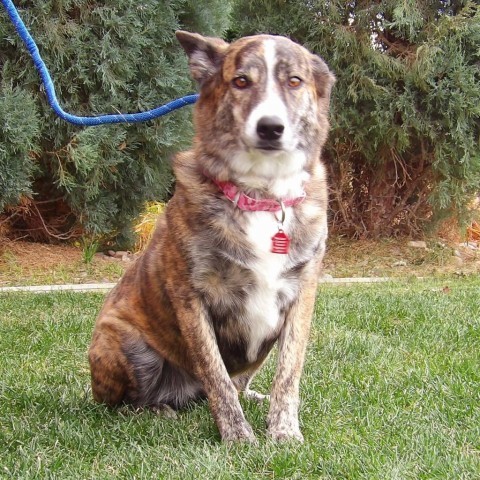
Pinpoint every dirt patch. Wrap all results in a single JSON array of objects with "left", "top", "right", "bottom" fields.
[
  {"left": 324, "top": 237, "right": 480, "bottom": 278},
  {"left": 1, "top": 240, "right": 81, "bottom": 270},
  {"left": 0, "top": 238, "right": 125, "bottom": 286},
  {"left": 1, "top": 236, "right": 479, "bottom": 287}
]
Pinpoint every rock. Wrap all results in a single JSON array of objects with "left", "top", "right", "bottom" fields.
[
  {"left": 458, "top": 242, "right": 478, "bottom": 250},
  {"left": 408, "top": 240, "right": 427, "bottom": 249},
  {"left": 114, "top": 250, "right": 130, "bottom": 259},
  {"left": 453, "top": 256, "right": 464, "bottom": 267},
  {"left": 322, "top": 273, "right": 333, "bottom": 280},
  {"left": 393, "top": 260, "right": 407, "bottom": 267},
  {"left": 107, "top": 250, "right": 116, "bottom": 257}
]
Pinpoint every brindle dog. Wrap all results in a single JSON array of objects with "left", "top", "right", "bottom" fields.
[{"left": 89, "top": 31, "right": 335, "bottom": 443}]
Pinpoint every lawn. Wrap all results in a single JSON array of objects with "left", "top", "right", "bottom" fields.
[{"left": 0, "top": 280, "right": 479, "bottom": 479}]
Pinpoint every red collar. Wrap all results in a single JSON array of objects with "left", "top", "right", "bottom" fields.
[{"left": 208, "top": 176, "right": 306, "bottom": 212}]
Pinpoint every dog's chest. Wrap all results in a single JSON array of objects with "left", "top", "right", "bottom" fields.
[{"left": 242, "top": 210, "right": 296, "bottom": 361}]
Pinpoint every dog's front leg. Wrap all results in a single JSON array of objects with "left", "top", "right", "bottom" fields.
[
  {"left": 266, "top": 271, "right": 319, "bottom": 442},
  {"left": 176, "top": 297, "right": 256, "bottom": 443}
]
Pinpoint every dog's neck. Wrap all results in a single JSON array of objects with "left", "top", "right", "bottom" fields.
[
  {"left": 204, "top": 172, "right": 306, "bottom": 212},
  {"left": 199, "top": 149, "right": 312, "bottom": 200}
]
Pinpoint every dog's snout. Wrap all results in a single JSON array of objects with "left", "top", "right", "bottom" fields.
[{"left": 256, "top": 116, "right": 285, "bottom": 141}]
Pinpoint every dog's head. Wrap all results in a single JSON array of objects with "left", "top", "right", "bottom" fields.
[{"left": 176, "top": 31, "right": 335, "bottom": 182}]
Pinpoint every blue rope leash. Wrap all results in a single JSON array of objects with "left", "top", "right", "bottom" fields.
[{"left": 1, "top": 0, "right": 199, "bottom": 126}]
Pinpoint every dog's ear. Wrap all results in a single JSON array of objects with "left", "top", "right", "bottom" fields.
[
  {"left": 176, "top": 30, "right": 229, "bottom": 85},
  {"left": 310, "top": 54, "right": 336, "bottom": 102}
]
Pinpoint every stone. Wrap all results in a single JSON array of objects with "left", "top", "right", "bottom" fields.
[
  {"left": 408, "top": 240, "right": 427, "bottom": 249},
  {"left": 453, "top": 256, "right": 464, "bottom": 267},
  {"left": 458, "top": 242, "right": 478, "bottom": 250}
]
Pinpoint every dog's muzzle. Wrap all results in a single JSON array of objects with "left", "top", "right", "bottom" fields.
[{"left": 256, "top": 116, "right": 285, "bottom": 150}]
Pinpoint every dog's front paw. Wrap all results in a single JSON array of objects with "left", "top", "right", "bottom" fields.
[
  {"left": 267, "top": 411, "right": 304, "bottom": 442},
  {"left": 220, "top": 421, "right": 256, "bottom": 443},
  {"left": 267, "top": 423, "right": 304, "bottom": 442}
]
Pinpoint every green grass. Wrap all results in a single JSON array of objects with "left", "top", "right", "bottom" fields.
[{"left": 0, "top": 280, "right": 479, "bottom": 479}]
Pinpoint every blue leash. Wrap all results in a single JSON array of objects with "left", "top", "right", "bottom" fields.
[{"left": 1, "top": 0, "right": 199, "bottom": 126}]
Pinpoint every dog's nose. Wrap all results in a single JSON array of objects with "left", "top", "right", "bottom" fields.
[{"left": 256, "top": 116, "right": 285, "bottom": 141}]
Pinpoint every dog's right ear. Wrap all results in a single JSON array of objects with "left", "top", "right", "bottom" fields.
[
  {"left": 311, "top": 54, "right": 336, "bottom": 103},
  {"left": 176, "top": 31, "right": 229, "bottom": 85}
]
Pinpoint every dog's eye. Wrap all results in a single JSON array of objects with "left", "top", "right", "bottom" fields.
[
  {"left": 288, "top": 76, "right": 302, "bottom": 88},
  {"left": 233, "top": 76, "right": 250, "bottom": 89}
]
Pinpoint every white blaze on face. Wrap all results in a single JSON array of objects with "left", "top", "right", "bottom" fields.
[
  {"left": 229, "top": 39, "right": 306, "bottom": 198},
  {"left": 232, "top": 39, "right": 307, "bottom": 188},
  {"left": 244, "top": 40, "right": 294, "bottom": 151}
]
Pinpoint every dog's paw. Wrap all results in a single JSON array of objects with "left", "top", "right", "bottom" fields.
[
  {"left": 266, "top": 411, "right": 303, "bottom": 442},
  {"left": 267, "top": 423, "right": 304, "bottom": 442},
  {"left": 243, "top": 388, "right": 270, "bottom": 403},
  {"left": 151, "top": 403, "right": 178, "bottom": 419},
  {"left": 220, "top": 421, "right": 257, "bottom": 444}
]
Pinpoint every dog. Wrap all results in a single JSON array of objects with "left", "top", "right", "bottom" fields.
[{"left": 88, "top": 30, "right": 335, "bottom": 443}]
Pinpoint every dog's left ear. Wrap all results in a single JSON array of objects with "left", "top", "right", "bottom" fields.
[
  {"left": 311, "top": 54, "right": 336, "bottom": 102},
  {"left": 176, "top": 30, "right": 229, "bottom": 85}
]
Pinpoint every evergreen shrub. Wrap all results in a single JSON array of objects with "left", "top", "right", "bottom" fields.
[
  {"left": 232, "top": 0, "right": 480, "bottom": 237},
  {"left": 0, "top": 0, "right": 230, "bottom": 244}
]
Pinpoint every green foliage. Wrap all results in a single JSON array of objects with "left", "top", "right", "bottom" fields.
[
  {"left": 180, "top": 0, "right": 233, "bottom": 37},
  {"left": 0, "top": 0, "right": 231, "bottom": 244},
  {"left": 0, "top": 85, "right": 40, "bottom": 211},
  {"left": 81, "top": 237, "right": 98, "bottom": 264},
  {"left": 231, "top": 0, "right": 480, "bottom": 237}
]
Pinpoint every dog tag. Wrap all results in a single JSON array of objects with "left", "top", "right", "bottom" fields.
[{"left": 271, "top": 230, "right": 290, "bottom": 254}]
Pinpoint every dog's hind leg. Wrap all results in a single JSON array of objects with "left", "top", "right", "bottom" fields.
[
  {"left": 244, "top": 388, "right": 270, "bottom": 403},
  {"left": 233, "top": 369, "right": 270, "bottom": 403},
  {"left": 122, "top": 338, "right": 203, "bottom": 410},
  {"left": 88, "top": 318, "right": 136, "bottom": 407}
]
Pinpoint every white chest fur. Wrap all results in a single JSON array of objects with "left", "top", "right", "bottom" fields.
[{"left": 244, "top": 209, "right": 296, "bottom": 361}]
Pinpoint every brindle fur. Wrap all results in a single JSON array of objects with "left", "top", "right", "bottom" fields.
[{"left": 89, "top": 31, "right": 335, "bottom": 443}]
